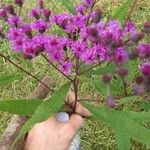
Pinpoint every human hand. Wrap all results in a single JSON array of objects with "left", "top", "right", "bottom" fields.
[{"left": 24, "top": 91, "right": 91, "bottom": 150}]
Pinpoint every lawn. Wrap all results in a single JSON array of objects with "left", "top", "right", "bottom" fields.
[{"left": 0, "top": 0, "right": 149, "bottom": 149}]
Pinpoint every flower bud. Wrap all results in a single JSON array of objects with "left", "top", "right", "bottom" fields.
[
  {"left": 129, "top": 48, "right": 139, "bottom": 60},
  {"left": 91, "top": 9, "right": 102, "bottom": 24},
  {"left": 15, "top": 0, "right": 23, "bottom": 7},
  {"left": 31, "top": 9, "right": 40, "bottom": 20},
  {"left": 43, "top": 8, "right": 51, "bottom": 21},
  {"left": 135, "top": 75, "right": 144, "bottom": 84},
  {"left": 39, "top": 0, "right": 44, "bottom": 9},
  {"left": 102, "top": 74, "right": 112, "bottom": 84},
  {"left": 23, "top": 24, "right": 32, "bottom": 38},
  {"left": 106, "top": 96, "right": 116, "bottom": 108},
  {"left": 132, "top": 83, "right": 144, "bottom": 96},
  {"left": 144, "top": 22, "right": 150, "bottom": 33},
  {"left": 130, "top": 32, "right": 144, "bottom": 42},
  {"left": 87, "top": 26, "right": 98, "bottom": 36},
  {"left": 111, "top": 39, "right": 123, "bottom": 48},
  {"left": 6, "top": 5, "right": 16, "bottom": 15},
  {"left": 118, "top": 68, "right": 128, "bottom": 77},
  {"left": 140, "top": 63, "right": 150, "bottom": 77},
  {"left": 138, "top": 43, "right": 150, "bottom": 59},
  {"left": 0, "top": 8, "right": 7, "bottom": 20}
]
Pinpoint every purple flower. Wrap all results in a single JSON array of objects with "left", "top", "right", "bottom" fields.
[
  {"left": 29, "top": 8, "right": 41, "bottom": 19},
  {"left": 91, "top": 10, "right": 102, "bottom": 23},
  {"left": 43, "top": 8, "right": 51, "bottom": 21},
  {"left": 45, "top": 36, "right": 66, "bottom": 52},
  {"left": 96, "top": 44, "right": 111, "bottom": 61},
  {"left": 84, "top": 0, "right": 94, "bottom": 7},
  {"left": 7, "top": 16, "right": 22, "bottom": 27},
  {"left": 11, "top": 38, "right": 24, "bottom": 51},
  {"left": 80, "top": 47, "right": 96, "bottom": 64},
  {"left": 7, "top": 28, "right": 23, "bottom": 40},
  {"left": 0, "top": 8, "right": 7, "bottom": 20},
  {"left": 32, "top": 34, "right": 47, "bottom": 52},
  {"left": 71, "top": 15, "right": 87, "bottom": 28},
  {"left": 59, "top": 60, "right": 72, "bottom": 75},
  {"left": 106, "top": 96, "right": 116, "bottom": 108},
  {"left": 76, "top": 4, "right": 86, "bottom": 15},
  {"left": 23, "top": 41, "right": 38, "bottom": 59},
  {"left": 22, "top": 24, "right": 32, "bottom": 38},
  {"left": 101, "top": 20, "right": 122, "bottom": 42},
  {"left": 123, "top": 21, "right": 137, "bottom": 36},
  {"left": 32, "top": 19, "right": 49, "bottom": 33},
  {"left": 138, "top": 43, "right": 150, "bottom": 58},
  {"left": 80, "top": 25, "right": 99, "bottom": 42},
  {"left": 140, "top": 63, "right": 150, "bottom": 77},
  {"left": 115, "top": 47, "right": 128, "bottom": 65},
  {"left": 71, "top": 40, "right": 87, "bottom": 57},
  {"left": 52, "top": 13, "right": 71, "bottom": 29},
  {"left": 48, "top": 49, "right": 64, "bottom": 63}
]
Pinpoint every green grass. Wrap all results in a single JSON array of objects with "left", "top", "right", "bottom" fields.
[{"left": 0, "top": 0, "right": 149, "bottom": 149}]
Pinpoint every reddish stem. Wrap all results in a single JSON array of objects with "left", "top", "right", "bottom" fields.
[
  {"left": 41, "top": 54, "right": 73, "bottom": 82},
  {"left": 0, "top": 52, "right": 51, "bottom": 90},
  {"left": 124, "top": 0, "right": 138, "bottom": 26}
]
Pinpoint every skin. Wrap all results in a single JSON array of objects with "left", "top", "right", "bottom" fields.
[{"left": 24, "top": 91, "right": 91, "bottom": 150}]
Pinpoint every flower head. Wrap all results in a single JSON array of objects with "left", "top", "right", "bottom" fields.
[
  {"left": 84, "top": 0, "right": 94, "bottom": 7},
  {"left": 59, "top": 60, "right": 72, "bottom": 75},
  {"left": 29, "top": 8, "right": 41, "bottom": 19},
  {"left": 144, "top": 22, "right": 150, "bottom": 33},
  {"left": 7, "top": 28, "right": 23, "bottom": 40},
  {"left": 115, "top": 47, "right": 128, "bottom": 65},
  {"left": 106, "top": 96, "right": 116, "bottom": 108},
  {"left": 71, "top": 40, "right": 87, "bottom": 57},
  {"left": 138, "top": 43, "right": 150, "bottom": 58},
  {"left": 15, "top": 0, "right": 24, "bottom": 7},
  {"left": 7, "top": 16, "right": 22, "bottom": 27},
  {"left": 140, "top": 63, "right": 150, "bottom": 77},
  {"left": 32, "top": 19, "right": 49, "bottom": 33}
]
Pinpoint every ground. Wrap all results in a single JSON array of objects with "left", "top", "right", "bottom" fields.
[{"left": 0, "top": 0, "right": 149, "bottom": 149}]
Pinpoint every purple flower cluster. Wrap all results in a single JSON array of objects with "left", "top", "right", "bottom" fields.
[{"left": 0, "top": 0, "right": 150, "bottom": 95}]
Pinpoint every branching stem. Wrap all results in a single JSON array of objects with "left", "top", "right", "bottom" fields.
[
  {"left": 41, "top": 54, "right": 73, "bottom": 82},
  {"left": 0, "top": 52, "right": 51, "bottom": 90}
]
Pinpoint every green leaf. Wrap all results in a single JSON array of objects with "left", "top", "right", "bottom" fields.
[
  {"left": 83, "top": 103, "right": 150, "bottom": 150},
  {"left": 92, "top": 76, "right": 122, "bottom": 95},
  {"left": 89, "top": 63, "right": 115, "bottom": 75},
  {"left": 112, "top": 0, "right": 133, "bottom": 22},
  {"left": 13, "top": 82, "right": 70, "bottom": 148},
  {"left": 0, "top": 74, "right": 22, "bottom": 85},
  {"left": 92, "top": 79, "right": 106, "bottom": 94},
  {"left": 58, "top": 0, "right": 75, "bottom": 14},
  {"left": 143, "top": 102, "right": 150, "bottom": 111},
  {"left": 0, "top": 100, "right": 42, "bottom": 116}
]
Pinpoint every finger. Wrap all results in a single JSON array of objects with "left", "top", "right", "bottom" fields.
[
  {"left": 66, "top": 91, "right": 75, "bottom": 105},
  {"left": 68, "top": 114, "right": 83, "bottom": 131},
  {"left": 66, "top": 91, "right": 92, "bottom": 117},
  {"left": 75, "top": 102, "right": 92, "bottom": 117}
]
